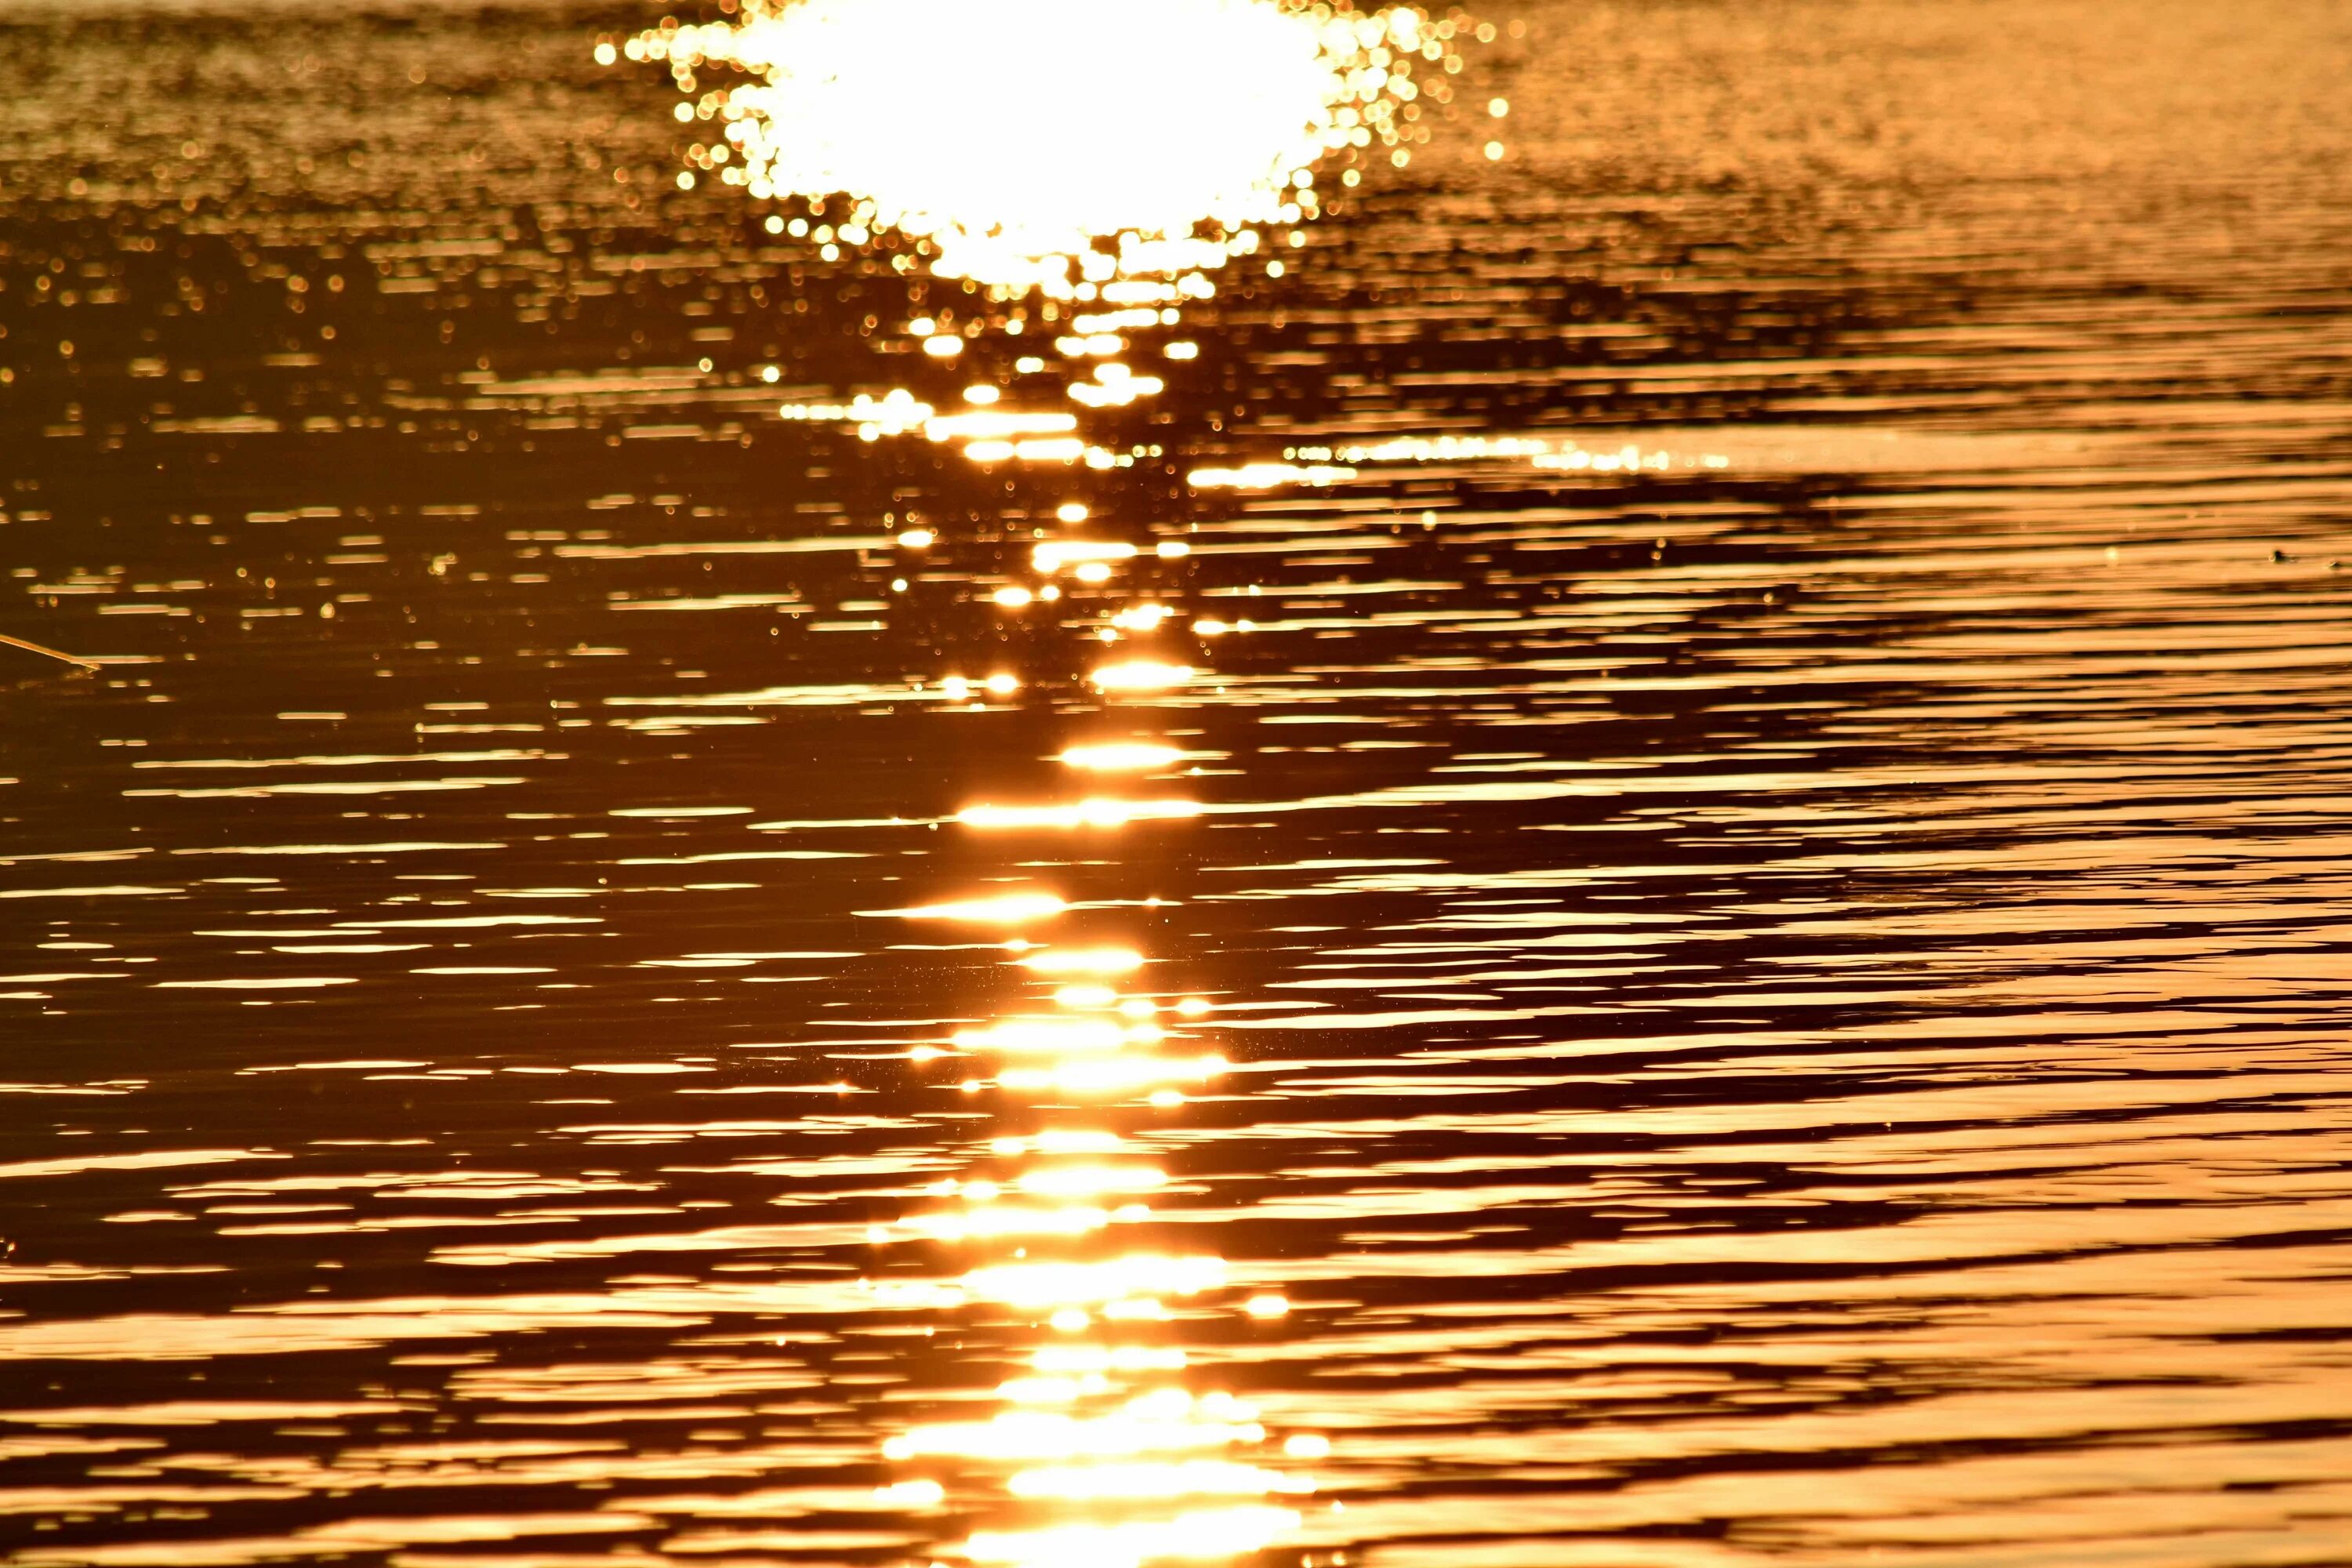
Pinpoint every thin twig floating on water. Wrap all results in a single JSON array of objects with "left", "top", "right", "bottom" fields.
[{"left": 0, "top": 632, "right": 100, "bottom": 672}]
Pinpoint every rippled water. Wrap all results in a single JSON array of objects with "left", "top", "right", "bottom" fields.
[{"left": 5, "top": 2, "right": 2352, "bottom": 1564}]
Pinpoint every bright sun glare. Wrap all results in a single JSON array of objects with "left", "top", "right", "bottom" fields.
[{"left": 616, "top": 0, "right": 1469, "bottom": 299}]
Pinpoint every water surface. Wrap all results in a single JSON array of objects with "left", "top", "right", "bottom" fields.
[{"left": 3, "top": 2, "right": 2352, "bottom": 1565}]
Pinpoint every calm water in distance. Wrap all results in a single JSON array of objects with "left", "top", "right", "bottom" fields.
[{"left": 2, "top": 2, "right": 2350, "bottom": 1566}]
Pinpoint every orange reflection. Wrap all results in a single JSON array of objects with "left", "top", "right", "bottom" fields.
[
  {"left": 998, "top": 1054, "right": 1224, "bottom": 1096},
  {"left": 1057, "top": 743, "right": 1187, "bottom": 772},
  {"left": 1091, "top": 661, "right": 1197, "bottom": 692},
  {"left": 1018, "top": 1165, "right": 1169, "bottom": 1198},
  {"left": 849, "top": 510, "right": 1333, "bottom": 1566},
  {"left": 955, "top": 1017, "right": 1136, "bottom": 1054},
  {"left": 899, "top": 1204, "right": 1121, "bottom": 1243},
  {"left": 882, "top": 891, "right": 1066, "bottom": 923},
  {"left": 958, "top": 799, "right": 1202, "bottom": 830},
  {"left": 887, "top": 1388, "right": 1261, "bottom": 1459},
  {"left": 862, "top": 909, "right": 1322, "bottom": 1567},
  {"left": 992, "top": 1129, "right": 1130, "bottom": 1156},
  {"left": 965, "top": 1506, "right": 1304, "bottom": 1567},
  {"left": 1011, "top": 1460, "right": 1314, "bottom": 1499},
  {"left": 1034, "top": 539, "right": 1140, "bottom": 574},
  {"left": 617, "top": 0, "right": 1468, "bottom": 300},
  {"left": 1018, "top": 946, "right": 1146, "bottom": 975}
]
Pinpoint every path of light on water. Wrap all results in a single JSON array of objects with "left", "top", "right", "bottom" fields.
[{"left": 619, "top": 0, "right": 1461, "bottom": 297}]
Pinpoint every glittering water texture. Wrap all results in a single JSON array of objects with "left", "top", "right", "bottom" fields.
[
  {"left": 3, "top": 2, "right": 2352, "bottom": 1566},
  {"left": 614, "top": 0, "right": 1470, "bottom": 299}
]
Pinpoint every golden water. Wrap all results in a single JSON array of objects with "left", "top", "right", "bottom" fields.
[{"left": 2, "top": 2, "right": 2350, "bottom": 1565}]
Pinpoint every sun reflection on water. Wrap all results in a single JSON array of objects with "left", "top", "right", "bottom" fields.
[
  {"left": 614, "top": 0, "right": 1475, "bottom": 303},
  {"left": 594, "top": 13, "right": 1405, "bottom": 1559},
  {"left": 667, "top": 0, "right": 1504, "bottom": 524},
  {"left": 855, "top": 824, "right": 1323, "bottom": 1564},
  {"left": 958, "top": 798, "right": 1203, "bottom": 830}
]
